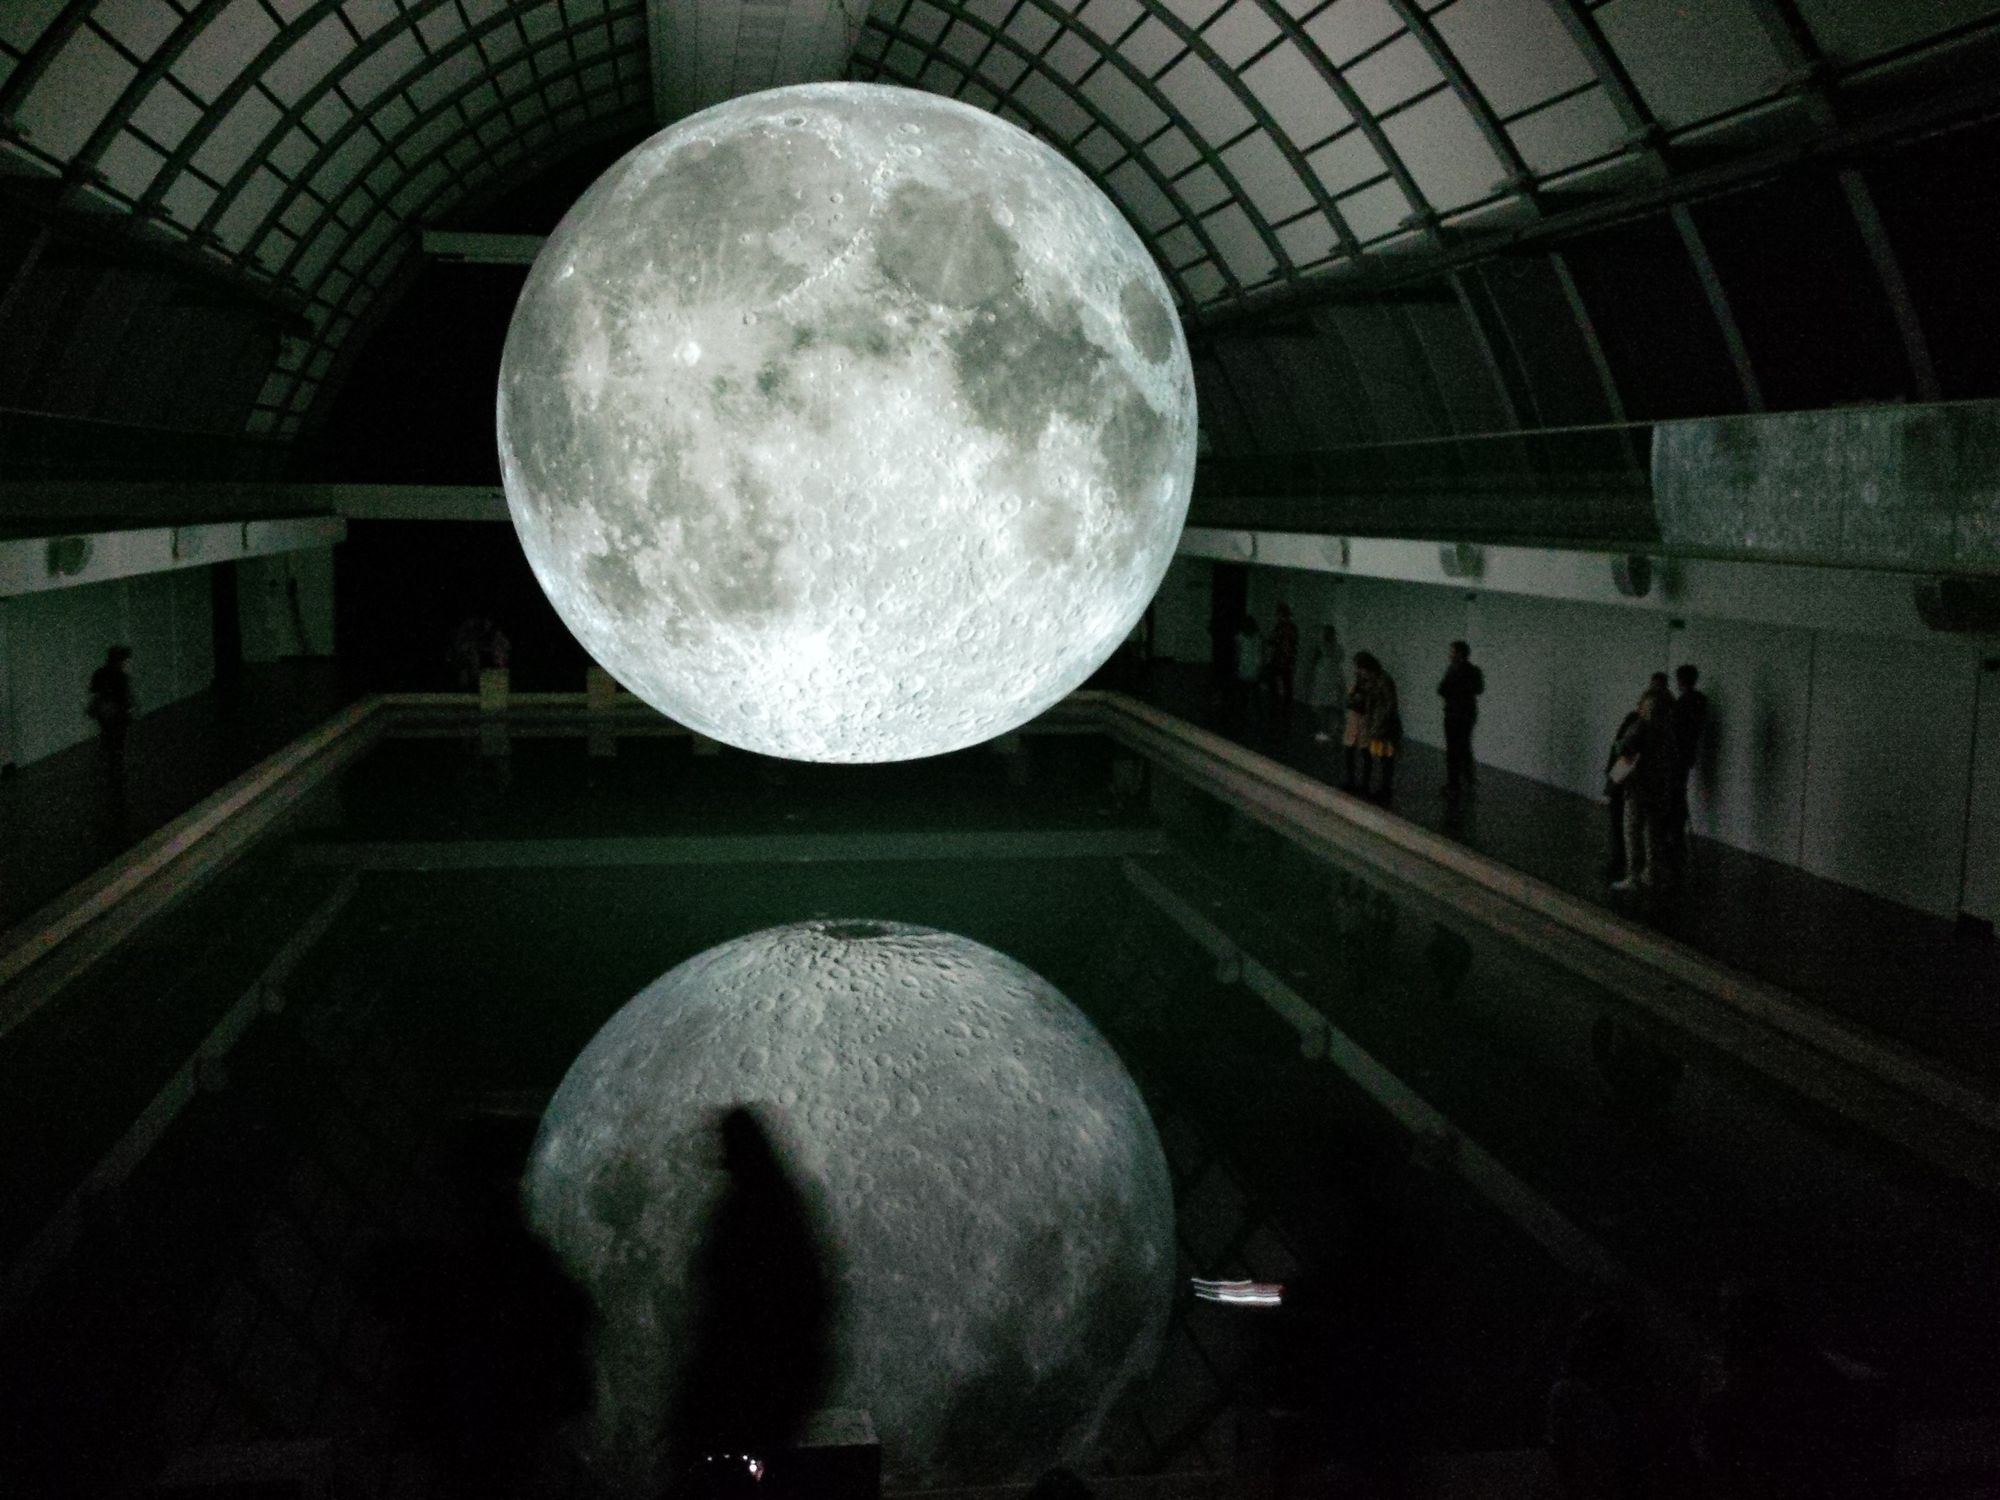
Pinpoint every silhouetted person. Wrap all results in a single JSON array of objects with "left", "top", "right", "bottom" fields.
[
  {"left": 1267, "top": 603, "right": 1299, "bottom": 726},
  {"left": 1436, "top": 640, "right": 1483, "bottom": 801},
  {"left": 664, "top": 1107, "right": 836, "bottom": 1489},
  {"left": 86, "top": 646, "right": 134, "bottom": 762},
  {"left": 1602, "top": 700, "right": 1643, "bottom": 881},
  {"left": 1340, "top": 656, "right": 1371, "bottom": 790},
  {"left": 1354, "top": 653, "right": 1400, "bottom": 803},
  {"left": 1610, "top": 690, "right": 1676, "bottom": 892},
  {"left": 1669, "top": 664, "right": 1708, "bottom": 855}
]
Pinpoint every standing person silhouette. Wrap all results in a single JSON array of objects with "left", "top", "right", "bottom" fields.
[
  {"left": 1436, "top": 640, "right": 1484, "bottom": 802},
  {"left": 1669, "top": 664, "right": 1709, "bottom": 858},
  {"left": 1267, "top": 603, "right": 1300, "bottom": 728},
  {"left": 85, "top": 646, "right": 135, "bottom": 763}
]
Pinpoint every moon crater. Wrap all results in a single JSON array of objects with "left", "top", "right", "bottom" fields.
[
  {"left": 499, "top": 83, "right": 1196, "bottom": 761},
  {"left": 523, "top": 921, "right": 1176, "bottom": 1489}
]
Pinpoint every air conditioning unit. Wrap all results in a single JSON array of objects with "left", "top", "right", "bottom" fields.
[
  {"left": 45, "top": 535, "right": 92, "bottom": 578},
  {"left": 1913, "top": 574, "right": 2000, "bottom": 634},
  {"left": 1438, "top": 542, "right": 1484, "bottom": 579},
  {"left": 1612, "top": 554, "right": 1653, "bottom": 598}
]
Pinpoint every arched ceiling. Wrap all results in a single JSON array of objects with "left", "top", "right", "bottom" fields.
[{"left": 2, "top": 0, "right": 1998, "bottom": 446}]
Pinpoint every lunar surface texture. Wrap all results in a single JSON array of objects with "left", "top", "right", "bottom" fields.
[
  {"left": 523, "top": 920, "right": 1175, "bottom": 1489},
  {"left": 497, "top": 83, "right": 1197, "bottom": 762}
]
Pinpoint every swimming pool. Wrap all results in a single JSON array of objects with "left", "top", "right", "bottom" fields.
[{"left": 3, "top": 702, "right": 1994, "bottom": 1497}]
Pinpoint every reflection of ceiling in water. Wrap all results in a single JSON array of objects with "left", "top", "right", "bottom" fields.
[{"left": 1, "top": 0, "right": 1994, "bottom": 442}]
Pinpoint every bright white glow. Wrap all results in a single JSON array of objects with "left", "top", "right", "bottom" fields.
[
  {"left": 497, "top": 83, "right": 1196, "bottom": 763},
  {"left": 1192, "top": 1277, "right": 1284, "bottom": 1307},
  {"left": 524, "top": 920, "right": 1175, "bottom": 1490}
]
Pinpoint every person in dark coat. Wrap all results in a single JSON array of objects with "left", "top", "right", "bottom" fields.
[
  {"left": 1610, "top": 690, "right": 1677, "bottom": 891},
  {"left": 1266, "top": 603, "right": 1300, "bottom": 726},
  {"left": 1436, "top": 640, "right": 1484, "bottom": 801},
  {"left": 1340, "top": 656, "right": 1372, "bottom": 791},
  {"left": 1669, "top": 664, "right": 1709, "bottom": 854},
  {"left": 85, "top": 646, "right": 135, "bottom": 761},
  {"left": 1355, "top": 653, "right": 1401, "bottom": 803},
  {"left": 1603, "top": 700, "right": 1644, "bottom": 881}
]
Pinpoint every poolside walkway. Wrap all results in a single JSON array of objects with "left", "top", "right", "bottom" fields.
[
  {"left": 0, "top": 661, "right": 347, "bottom": 931},
  {"left": 4, "top": 654, "right": 1995, "bottom": 1091},
  {"left": 1128, "top": 661, "right": 2000, "bottom": 1092}
]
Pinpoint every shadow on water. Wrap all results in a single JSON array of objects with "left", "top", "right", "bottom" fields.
[{"left": 664, "top": 1105, "right": 839, "bottom": 1496}]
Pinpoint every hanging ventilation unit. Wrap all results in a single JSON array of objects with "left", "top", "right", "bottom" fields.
[
  {"left": 1438, "top": 542, "right": 1484, "bottom": 579},
  {"left": 45, "top": 536, "right": 93, "bottom": 578},
  {"left": 1612, "top": 554, "right": 1653, "bottom": 598}
]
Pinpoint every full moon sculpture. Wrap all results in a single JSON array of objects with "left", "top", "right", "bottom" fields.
[
  {"left": 497, "top": 83, "right": 1197, "bottom": 762},
  {"left": 523, "top": 920, "right": 1175, "bottom": 1489}
]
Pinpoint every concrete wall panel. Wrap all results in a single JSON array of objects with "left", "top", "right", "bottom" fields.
[
  {"left": 1671, "top": 615, "right": 1814, "bottom": 863},
  {"left": 1800, "top": 635, "right": 1978, "bottom": 917}
]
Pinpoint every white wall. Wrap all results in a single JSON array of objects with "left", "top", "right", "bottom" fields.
[
  {"left": 0, "top": 565, "right": 215, "bottom": 769},
  {"left": 238, "top": 545, "right": 335, "bottom": 663},
  {"left": 1158, "top": 555, "right": 1999, "bottom": 922}
]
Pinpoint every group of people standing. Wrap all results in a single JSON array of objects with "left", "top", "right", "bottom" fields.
[
  {"left": 1229, "top": 612, "right": 1715, "bottom": 888},
  {"left": 1230, "top": 611, "right": 1486, "bottom": 806},
  {"left": 1605, "top": 665, "right": 1708, "bottom": 891}
]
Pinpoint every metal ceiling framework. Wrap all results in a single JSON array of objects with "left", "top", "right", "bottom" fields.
[{"left": 1, "top": 0, "right": 1998, "bottom": 449}]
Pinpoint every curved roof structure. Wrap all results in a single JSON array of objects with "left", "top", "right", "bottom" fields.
[{"left": 3, "top": 0, "right": 1999, "bottom": 451}]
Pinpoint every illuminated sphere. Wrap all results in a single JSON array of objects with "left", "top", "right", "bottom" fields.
[
  {"left": 497, "top": 83, "right": 1196, "bottom": 762},
  {"left": 523, "top": 920, "right": 1174, "bottom": 1488}
]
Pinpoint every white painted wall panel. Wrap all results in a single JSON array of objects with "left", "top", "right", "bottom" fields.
[
  {"left": 1151, "top": 556, "right": 1215, "bottom": 664},
  {"left": 1546, "top": 604, "right": 1667, "bottom": 799},
  {"left": 1800, "top": 636, "right": 1978, "bottom": 918},
  {"left": 173, "top": 566, "right": 216, "bottom": 702},
  {"left": 1466, "top": 592, "right": 1564, "bottom": 785},
  {"left": 1154, "top": 552, "right": 1997, "bottom": 921},
  {"left": 1671, "top": 615, "right": 1813, "bottom": 863},
  {"left": 0, "top": 569, "right": 217, "bottom": 771}
]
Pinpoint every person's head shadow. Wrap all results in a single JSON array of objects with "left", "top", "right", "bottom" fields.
[{"left": 663, "top": 1105, "right": 840, "bottom": 1492}]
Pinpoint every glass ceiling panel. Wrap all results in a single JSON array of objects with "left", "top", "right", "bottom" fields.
[
  {"left": 1794, "top": 0, "right": 2000, "bottom": 60},
  {"left": 4, "top": 0, "right": 1998, "bottom": 420},
  {"left": 1155, "top": 51, "right": 1255, "bottom": 140},
  {"left": 174, "top": 0, "right": 282, "bottom": 103},
  {"left": 1241, "top": 41, "right": 1350, "bottom": 145},
  {"left": 1432, "top": 0, "right": 1592, "bottom": 116},
  {"left": 16, "top": 29, "right": 135, "bottom": 159},
  {"left": 1301, "top": 0, "right": 1402, "bottom": 67},
  {"left": 1506, "top": 86, "right": 1626, "bottom": 177},
  {"left": 1381, "top": 87, "right": 1503, "bottom": 212},
  {"left": 1204, "top": 4, "right": 1281, "bottom": 68},
  {"left": 1596, "top": 0, "right": 1785, "bottom": 130},
  {"left": 97, "top": 0, "right": 180, "bottom": 60},
  {"left": 1344, "top": 29, "right": 1444, "bottom": 114}
]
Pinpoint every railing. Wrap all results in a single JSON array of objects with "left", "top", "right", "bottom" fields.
[
  {"left": 1190, "top": 421, "right": 1660, "bottom": 545},
  {"left": 1195, "top": 420, "right": 1654, "bottom": 498}
]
